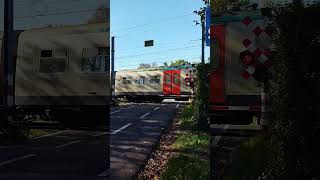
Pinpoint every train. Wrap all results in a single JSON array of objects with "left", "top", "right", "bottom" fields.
[
  {"left": 209, "top": 9, "right": 272, "bottom": 124},
  {"left": 115, "top": 65, "right": 195, "bottom": 103},
  {"left": 0, "top": 22, "right": 110, "bottom": 125}
]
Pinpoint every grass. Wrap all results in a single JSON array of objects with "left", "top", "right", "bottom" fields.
[
  {"left": 227, "top": 136, "right": 273, "bottom": 180},
  {"left": 161, "top": 104, "right": 210, "bottom": 180},
  {"left": 28, "top": 129, "right": 49, "bottom": 138},
  {"left": 178, "top": 104, "right": 197, "bottom": 130},
  {"left": 161, "top": 154, "right": 210, "bottom": 180},
  {"left": 172, "top": 132, "right": 209, "bottom": 152}
]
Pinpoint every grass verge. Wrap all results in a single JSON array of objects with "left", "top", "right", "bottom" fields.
[
  {"left": 161, "top": 104, "right": 210, "bottom": 180},
  {"left": 227, "top": 136, "right": 273, "bottom": 180}
]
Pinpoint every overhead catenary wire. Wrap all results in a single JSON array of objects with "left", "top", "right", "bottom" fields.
[
  {"left": 111, "top": 12, "right": 194, "bottom": 34},
  {"left": 115, "top": 45, "right": 201, "bottom": 60},
  {"left": 115, "top": 39, "right": 201, "bottom": 54}
]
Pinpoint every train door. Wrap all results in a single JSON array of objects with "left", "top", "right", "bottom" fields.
[
  {"left": 171, "top": 70, "right": 181, "bottom": 95},
  {"left": 210, "top": 25, "right": 226, "bottom": 104},
  {"left": 163, "top": 70, "right": 181, "bottom": 95}
]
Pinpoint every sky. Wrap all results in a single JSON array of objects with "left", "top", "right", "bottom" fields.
[{"left": 111, "top": 0, "right": 210, "bottom": 70}]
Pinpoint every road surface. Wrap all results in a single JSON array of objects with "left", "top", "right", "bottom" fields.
[{"left": 0, "top": 100, "right": 183, "bottom": 179}]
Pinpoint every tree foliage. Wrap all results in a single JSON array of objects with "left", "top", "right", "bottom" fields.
[
  {"left": 211, "top": 0, "right": 250, "bottom": 12},
  {"left": 264, "top": 2, "right": 320, "bottom": 179},
  {"left": 138, "top": 63, "right": 152, "bottom": 69},
  {"left": 192, "top": 63, "right": 210, "bottom": 131},
  {"left": 170, "top": 59, "right": 189, "bottom": 66}
]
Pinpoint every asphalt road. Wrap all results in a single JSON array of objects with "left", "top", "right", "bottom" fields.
[
  {"left": 0, "top": 100, "right": 183, "bottom": 180},
  {"left": 109, "top": 101, "right": 183, "bottom": 179}
]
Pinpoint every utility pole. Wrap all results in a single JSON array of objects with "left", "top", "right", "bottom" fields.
[
  {"left": 111, "top": 36, "right": 115, "bottom": 100},
  {"left": 2, "top": 0, "right": 14, "bottom": 130},
  {"left": 201, "top": 18, "right": 205, "bottom": 64}
]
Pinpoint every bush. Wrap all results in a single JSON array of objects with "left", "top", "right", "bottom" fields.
[{"left": 265, "top": 3, "right": 320, "bottom": 179}]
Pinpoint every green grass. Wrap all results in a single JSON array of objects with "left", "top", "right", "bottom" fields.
[
  {"left": 172, "top": 132, "right": 209, "bottom": 152},
  {"left": 161, "top": 105, "right": 210, "bottom": 180},
  {"left": 227, "top": 136, "right": 273, "bottom": 180},
  {"left": 161, "top": 154, "right": 210, "bottom": 180},
  {"left": 28, "top": 129, "right": 49, "bottom": 138},
  {"left": 179, "top": 104, "right": 197, "bottom": 130}
]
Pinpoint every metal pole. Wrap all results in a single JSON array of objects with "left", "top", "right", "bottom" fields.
[
  {"left": 111, "top": 36, "right": 115, "bottom": 99},
  {"left": 201, "top": 20, "right": 205, "bottom": 64},
  {"left": 2, "top": 0, "right": 14, "bottom": 129}
]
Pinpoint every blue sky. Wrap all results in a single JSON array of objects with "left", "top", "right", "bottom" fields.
[{"left": 111, "top": 0, "right": 210, "bottom": 70}]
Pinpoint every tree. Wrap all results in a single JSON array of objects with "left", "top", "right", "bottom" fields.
[
  {"left": 163, "top": 62, "right": 168, "bottom": 67},
  {"left": 138, "top": 63, "right": 151, "bottom": 69},
  {"left": 152, "top": 62, "right": 158, "bottom": 68},
  {"left": 170, "top": 59, "right": 189, "bottom": 66},
  {"left": 211, "top": 0, "right": 250, "bottom": 12}
]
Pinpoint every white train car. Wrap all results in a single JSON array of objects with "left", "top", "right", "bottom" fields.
[
  {"left": 1, "top": 23, "right": 110, "bottom": 125},
  {"left": 115, "top": 65, "right": 195, "bottom": 102}
]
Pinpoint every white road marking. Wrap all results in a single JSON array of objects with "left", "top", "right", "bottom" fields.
[
  {"left": 127, "top": 106, "right": 135, "bottom": 109},
  {"left": 176, "top": 104, "right": 180, "bottom": 108},
  {"left": 56, "top": 140, "right": 81, "bottom": 149},
  {"left": 161, "top": 104, "right": 165, "bottom": 106},
  {"left": 92, "top": 132, "right": 109, "bottom": 137},
  {"left": 212, "top": 136, "right": 222, "bottom": 145},
  {"left": 153, "top": 107, "right": 160, "bottom": 111},
  {"left": 212, "top": 125, "right": 229, "bottom": 146},
  {"left": 32, "top": 130, "right": 72, "bottom": 140},
  {"left": 140, "top": 113, "right": 150, "bottom": 119},
  {"left": 98, "top": 169, "right": 111, "bottom": 177},
  {"left": 0, "top": 154, "right": 37, "bottom": 167},
  {"left": 110, "top": 123, "right": 132, "bottom": 135},
  {"left": 110, "top": 110, "right": 121, "bottom": 114}
]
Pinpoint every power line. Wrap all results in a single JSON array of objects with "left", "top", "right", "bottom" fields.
[
  {"left": 115, "top": 39, "right": 201, "bottom": 54},
  {"left": 111, "top": 12, "right": 194, "bottom": 34},
  {"left": 115, "top": 45, "right": 201, "bottom": 60}
]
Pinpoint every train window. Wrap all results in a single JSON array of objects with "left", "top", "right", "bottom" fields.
[
  {"left": 165, "top": 74, "right": 171, "bottom": 84},
  {"left": 173, "top": 74, "right": 179, "bottom": 84},
  {"left": 81, "top": 47, "right": 109, "bottom": 73},
  {"left": 39, "top": 58, "right": 67, "bottom": 73},
  {"left": 135, "top": 77, "right": 145, "bottom": 85},
  {"left": 41, "top": 50, "right": 53, "bottom": 58},
  {"left": 150, "top": 76, "right": 160, "bottom": 84},
  {"left": 39, "top": 49, "right": 68, "bottom": 73},
  {"left": 122, "top": 77, "right": 131, "bottom": 84}
]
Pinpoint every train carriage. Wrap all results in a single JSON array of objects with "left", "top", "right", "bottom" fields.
[
  {"left": 115, "top": 65, "right": 194, "bottom": 102},
  {"left": 1, "top": 23, "right": 110, "bottom": 124},
  {"left": 209, "top": 9, "right": 272, "bottom": 124}
]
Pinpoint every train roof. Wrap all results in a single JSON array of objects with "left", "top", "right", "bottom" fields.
[{"left": 211, "top": 9, "right": 265, "bottom": 25}]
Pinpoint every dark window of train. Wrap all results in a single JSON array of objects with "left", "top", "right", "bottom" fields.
[
  {"left": 135, "top": 77, "right": 145, "bottom": 84},
  {"left": 41, "top": 50, "right": 53, "bottom": 57},
  {"left": 150, "top": 76, "right": 160, "bottom": 84},
  {"left": 174, "top": 74, "right": 179, "bottom": 84},
  {"left": 122, "top": 77, "right": 131, "bottom": 84},
  {"left": 165, "top": 74, "right": 171, "bottom": 84},
  {"left": 81, "top": 47, "right": 109, "bottom": 72},
  {"left": 39, "top": 49, "right": 67, "bottom": 73}
]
